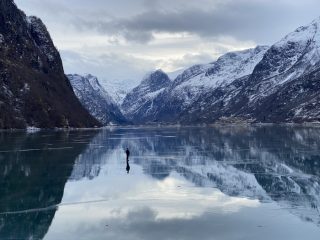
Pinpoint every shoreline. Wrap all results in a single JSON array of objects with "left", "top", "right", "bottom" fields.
[{"left": 1, "top": 122, "right": 320, "bottom": 132}]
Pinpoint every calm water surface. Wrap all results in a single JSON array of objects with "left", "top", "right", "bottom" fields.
[{"left": 0, "top": 126, "right": 320, "bottom": 240}]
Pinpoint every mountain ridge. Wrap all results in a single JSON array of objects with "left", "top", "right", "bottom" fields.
[
  {"left": 120, "top": 17, "right": 320, "bottom": 125},
  {"left": 122, "top": 46, "right": 269, "bottom": 124}
]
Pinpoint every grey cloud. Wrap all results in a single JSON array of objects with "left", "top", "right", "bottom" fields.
[
  {"left": 66, "top": 0, "right": 320, "bottom": 44},
  {"left": 16, "top": 0, "right": 320, "bottom": 45},
  {"left": 14, "top": 0, "right": 320, "bottom": 83},
  {"left": 16, "top": 0, "right": 72, "bottom": 18},
  {"left": 121, "top": 30, "right": 154, "bottom": 43}
]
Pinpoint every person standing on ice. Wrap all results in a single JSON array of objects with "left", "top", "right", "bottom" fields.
[{"left": 125, "top": 148, "right": 130, "bottom": 161}]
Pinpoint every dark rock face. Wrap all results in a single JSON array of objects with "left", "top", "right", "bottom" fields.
[
  {"left": 122, "top": 70, "right": 171, "bottom": 123},
  {"left": 68, "top": 74, "right": 128, "bottom": 125},
  {"left": 0, "top": 0, "right": 100, "bottom": 129}
]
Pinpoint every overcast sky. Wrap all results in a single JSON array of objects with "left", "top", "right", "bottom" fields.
[{"left": 15, "top": 0, "right": 320, "bottom": 86}]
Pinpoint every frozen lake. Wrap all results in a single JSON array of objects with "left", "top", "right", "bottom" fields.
[{"left": 0, "top": 126, "right": 320, "bottom": 239}]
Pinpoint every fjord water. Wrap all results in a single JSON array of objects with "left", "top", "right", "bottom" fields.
[{"left": 0, "top": 127, "right": 320, "bottom": 240}]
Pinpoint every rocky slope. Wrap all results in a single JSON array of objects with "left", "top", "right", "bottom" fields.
[
  {"left": 68, "top": 74, "right": 127, "bottom": 125},
  {"left": 122, "top": 70, "right": 171, "bottom": 121},
  {"left": 0, "top": 0, "right": 99, "bottom": 129}
]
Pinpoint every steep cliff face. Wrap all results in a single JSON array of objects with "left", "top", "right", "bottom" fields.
[
  {"left": 0, "top": 0, "right": 100, "bottom": 129},
  {"left": 68, "top": 74, "right": 128, "bottom": 125}
]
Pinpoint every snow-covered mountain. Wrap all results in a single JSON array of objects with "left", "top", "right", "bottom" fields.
[
  {"left": 122, "top": 70, "right": 171, "bottom": 120},
  {"left": 102, "top": 70, "right": 181, "bottom": 106},
  {"left": 251, "top": 17, "right": 320, "bottom": 87},
  {"left": 68, "top": 74, "right": 127, "bottom": 125},
  {"left": 123, "top": 46, "right": 269, "bottom": 123},
  {"left": 122, "top": 17, "right": 320, "bottom": 124},
  {"left": 180, "top": 17, "right": 320, "bottom": 124}
]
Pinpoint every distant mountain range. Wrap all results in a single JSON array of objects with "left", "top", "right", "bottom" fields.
[
  {"left": 0, "top": 0, "right": 99, "bottom": 129},
  {"left": 121, "top": 46, "right": 269, "bottom": 124},
  {"left": 116, "top": 17, "right": 320, "bottom": 124},
  {"left": 69, "top": 16, "right": 320, "bottom": 125}
]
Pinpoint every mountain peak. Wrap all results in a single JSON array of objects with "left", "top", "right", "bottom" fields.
[
  {"left": 84, "top": 74, "right": 103, "bottom": 91},
  {"left": 276, "top": 17, "right": 320, "bottom": 48},
  {"left": 68, "top": 74, "right": 105, "bottom": 95},
  {"left": 250, "top": 17, "right": 320, "bottom": 85},
  {"left": 121, "top": 69, "right": 171, "bottom": 120},
  {"left": 255, "top": 45, "right": 270, "bottom": 52},
  {"left": 142, "top": 69, "right": 167, "bottom": 81},
  {"left": 154, "top": 69, "right": 165, "bottom": 74},
  {"left": 141, "top": 69, "right": 171, "bottom": 86},
  {"left": 311, "top": 16, "right": 320, "bottom": 25},
  {"left": 84, "top": 73, "right": 96, "bottom": 79}
]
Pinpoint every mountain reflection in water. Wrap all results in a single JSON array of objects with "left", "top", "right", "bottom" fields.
[
  {"left": 0, "top": 126, "right": 320, "bottom": 240},
  {"left": 0, "top": 131, "right": 98, "bottom": 239},
  {"left": 70, "top": 126, "right": 320, "bottom": 226}
]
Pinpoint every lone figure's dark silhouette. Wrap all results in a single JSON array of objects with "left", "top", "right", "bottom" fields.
[
  {"left": 125, "top": 148, "right": 131, "bottom": 174},
  {"left": 125, "top": 148, "right": 130, "bottom": 161}
]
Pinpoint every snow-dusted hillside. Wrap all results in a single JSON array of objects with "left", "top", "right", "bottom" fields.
[
  {"left": 121, "top": 17, "right": 320, "bottom": 124},
  {"left": 248, "top": 17, "right": 320, "bottom": 101},
  {"left": 176, "top": 46, "right": 268, "bottom": 90},
  {"left": 68, "top": 74, "right": 127, "bottom": 125},
  {"left": 121, "top": 70, "right": 171, "bottom": 120},
  {"left": 171, "top": 46, "right": 269, "bottom": 104},
  {"left": 197, "top": 16, "right": 320, "bottom": 124}
]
